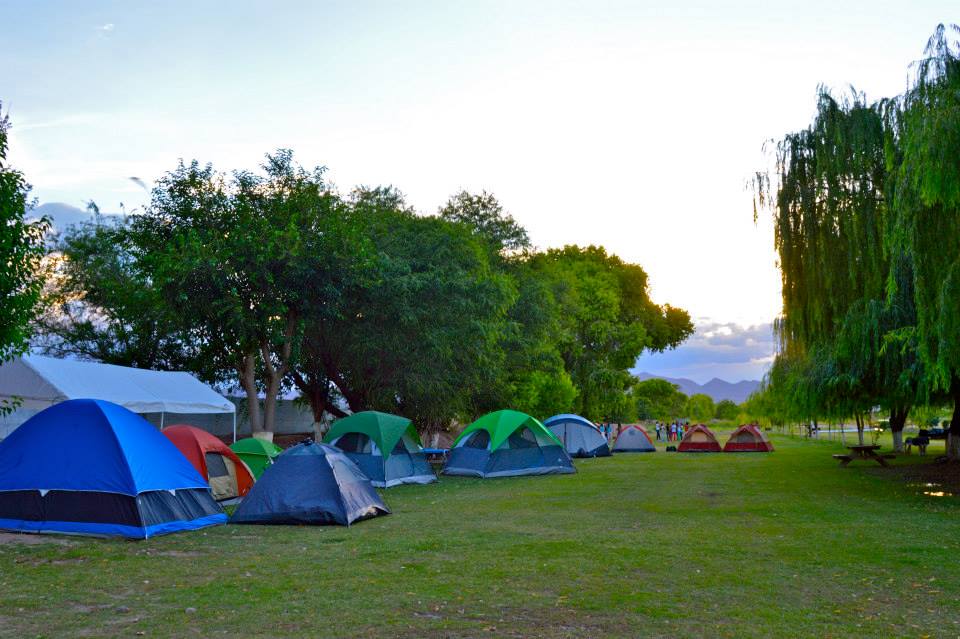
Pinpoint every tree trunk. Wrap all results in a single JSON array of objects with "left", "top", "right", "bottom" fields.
[
  {"left": 238, "top": 354, "right": 263, "bottom": 433},
  {"left": 855, "top": 414, "right": 865, "bottom": 446},
  {"left": 259, "top": 314, "right": 298, "bottom": 434},
  {"left": 949, "top": 380, "right": 960, "bottom": 461},
  {"left": 890, "top": 406, "right": 908, "bottom": 453}
]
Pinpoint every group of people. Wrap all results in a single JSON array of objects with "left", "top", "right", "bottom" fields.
[{"left": 654, "top": 421, "right": 687, "bottom": 442}]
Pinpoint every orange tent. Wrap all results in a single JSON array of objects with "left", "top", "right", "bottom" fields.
[
  {"left": 723, "top": 424, "right": 774, "bottom": 452},
  {"left": 163, "top": 424, "right": 254, "bottom": 501},
  {"left": 677, "top": 424, "right": 721, "bottom": 452}
]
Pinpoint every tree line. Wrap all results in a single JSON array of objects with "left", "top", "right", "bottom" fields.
[
  {"left": 747, "top": 25, "right": 960, "bottom": 456},
  {"left": 16, "top": 147, "right": 693, "bottom": 433}
]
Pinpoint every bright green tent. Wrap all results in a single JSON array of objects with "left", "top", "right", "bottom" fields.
[
  {"left": 443, "top": 410, "right": 575, "bottom": 478},
  {"left": 453, "top": 410, "right": 563, "bottom": 450},
  {"left": 229, "top": 437, "right": 283, "bottom": 480},
  {"left": 324, "top": 411, "right": 436, "bottom": 487}
]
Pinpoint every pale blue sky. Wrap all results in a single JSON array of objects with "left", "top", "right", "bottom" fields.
[{"left": 3, "top": 1, "right": 955, "bottom": 381}]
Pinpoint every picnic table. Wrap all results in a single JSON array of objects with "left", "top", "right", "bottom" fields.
[
  {"left": 833, "top": 444, "right": 895, "bottom": 467},
  {"left": 422, "top": 447, "right": 449, "bottom": 465}
]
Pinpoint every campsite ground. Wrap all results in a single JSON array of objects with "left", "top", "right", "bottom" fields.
[{"left": 1, "top": 432, "right": 959, "bottom": 638}]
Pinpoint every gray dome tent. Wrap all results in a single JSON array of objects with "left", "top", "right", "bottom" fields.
[
  {"left": 230, "top": 441, "right": 389, "bottom": 526},
  {"left": 543, "top": 414, "right": 611, "bottom": 458},
  {"left": 612, "top": 425, "right": 656, "bottom": 453}
]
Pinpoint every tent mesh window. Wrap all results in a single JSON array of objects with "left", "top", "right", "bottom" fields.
[
  {"left": 334, "top": 432, "right": 374, "bottom": 454},
  {"left": 204, "top": 452, "right": 230, "bottom": 478},
  {"left": 392, "top": 434, "right": 420, "bottom": 455},
  {"left": 462, "top": 430, "right": 490, "bottom": 449},
  {"left": 505, "top": 427, "right": 538, "bottom": 449},
  {"left": 731, "top": 431, "right": 755, "bottom": 443}
]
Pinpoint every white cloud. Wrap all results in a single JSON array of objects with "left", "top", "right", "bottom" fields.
[
  {"left": 634, "top": 320, "right": 777, "bottom": 383},
  {"left": 97, "top": 23, "right": 114, "bottom": 33}
]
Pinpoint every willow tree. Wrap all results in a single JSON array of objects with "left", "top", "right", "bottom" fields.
[
  {"left": 885, "top": 24, "right": 960, "bottom": 458},
  {"left": 755, "top": 88, "right": 914, "bottom": 443}
]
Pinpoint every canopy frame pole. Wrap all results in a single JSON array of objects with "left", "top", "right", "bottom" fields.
[
  {"left": 232, "top": 412, "right": 237, "bottom": 443},
  {"left": 160, "top": 411, "right": 165, "bottom": 429}
]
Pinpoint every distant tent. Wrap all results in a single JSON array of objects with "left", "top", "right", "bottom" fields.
[
  {"left": 0, "top": 399, "right": 225, "bottom": 538},
  {"left": 443, "top": 410, "right": 576, "bottom": 478},
  {"left": 230, "top": 441, "right": 390, "bottom": 526},
  {"left": 230, "top": 438, "right": 283, "bottom": 479},
  {"left": 163, "top": 425, "right": 255, "bottom": 501},
  {"left": 324, "top": 411, "right": 436, "bottom": 488},
  {"left": 677, "top": 424, "right": 722, "bottom": 452},
  {"left": 723, "top": 424, "right": 774, "bottom": 452},
  {"left": 543, "top": 414, "right": 611, "bottom": 458},
  {"left": 612, "top": 425, "right": 656, "bottom": 453}
]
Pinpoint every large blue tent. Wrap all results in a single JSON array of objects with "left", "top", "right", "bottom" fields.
[{"left": 0, "top": 399, "right": 226, "bottom": 538}]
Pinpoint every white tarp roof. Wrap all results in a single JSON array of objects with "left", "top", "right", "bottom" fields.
[{"left": 0, "top": 355, "right": 235, "bottom": 414}]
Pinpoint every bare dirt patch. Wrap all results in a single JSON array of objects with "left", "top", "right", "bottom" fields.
[{"left": 0, "top": 532, "right": 74, "bottom": 546}]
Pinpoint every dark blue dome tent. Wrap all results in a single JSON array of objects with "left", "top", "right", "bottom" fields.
[
  {"left": 230, "top": 441, "right": 390, "bottom": 526},
  {"left": 543, "top": 414, "right": 611, "bottom": 458},
  {"left": 0, "top": 399, "right": 226, "bottom": 539}
]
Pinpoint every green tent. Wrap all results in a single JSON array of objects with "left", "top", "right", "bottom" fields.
[
  {"left": 324, "top": 411, "right": 435, "bottom": 487},
  {"left": 229, "top": 437, "right": 283, "bottom": 480},
  {"left": 443, "top": 410, "right": 575, "bottom": 478}
]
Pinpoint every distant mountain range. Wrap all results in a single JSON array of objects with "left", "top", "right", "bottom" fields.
[{"left": 635, "top": 373, "right": 761, "bottom": 404}]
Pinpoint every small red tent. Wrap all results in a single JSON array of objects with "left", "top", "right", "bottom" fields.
[
  {"left": 163, "top": 424, "right": 255, "bottom": 501},
  {"left": 723, "top": 424, "right": 774, "bottom": 452},
  {"left": 677, "top": 424, "right": 721, "bottom": 452}
]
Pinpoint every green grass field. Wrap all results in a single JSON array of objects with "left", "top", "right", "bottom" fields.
[{"left": 2, "top": 431, "right": 959, "bottom": 638}]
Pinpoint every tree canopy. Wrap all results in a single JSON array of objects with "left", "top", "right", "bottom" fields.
[
  {"left": 37, "top": 153, "right": 692, "bottom": 432},
  {"left": 751, "top": 25, "right": 960, "bottom": 454},
  {"left": 0, "top": 103, "right": 49, "bottom": 405}
]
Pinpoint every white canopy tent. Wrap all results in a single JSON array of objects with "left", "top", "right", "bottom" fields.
[{"left": 0, "top": 355, "right": 236, "bottom": 440}]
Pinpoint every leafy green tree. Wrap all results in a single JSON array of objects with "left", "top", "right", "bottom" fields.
[
  {"left": 632, "top": 378, "right": 688, "bottom": 421},
  {"left": 438, "top": 190, "right": 530, "bottom": 252},
  {"left": 528, "top": 246, "right": 693, "bottom": 421},
  {"left": 714, "top": 399, "right": 740, "bottom": 421},
  {"left": 36, "top": 217, "right": 201, "bottom": 372},
  {"left": 755, "top": 87, "right": 921, "bottom": 446},
  {"left": 131, "top": 150, "right": 362, "bottom": 433},
  {"left": 686, "top": 393, "right": 715, "bottom": 423},
  {"left": 885, "top": 24, "right": 960, "bottom": 457},
  {"left": 293, "top": 187, "right": 515, "bottom": 432},
  {"left": 510, "top": 369, "right": 578, "bottom": 419},
  {"left": 0, "top": 102, "right": 49, "bottom": 413}
]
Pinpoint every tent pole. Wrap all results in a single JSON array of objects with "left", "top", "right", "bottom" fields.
[
  {"left": 233, "top": 412, "right": 237, "bottom": 443},
  {"left": 160, "top": 411, "right": 165, "bottom": 429}
]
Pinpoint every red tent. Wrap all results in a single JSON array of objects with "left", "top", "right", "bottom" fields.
[
  {"left": 677, "top": 424, "right": 721, "bottom": 452},
  {"left": 723, "top": 424, "right": 774, "bottom": 452},
  {"left": 163, "top": 424, "right": 254, "bottom": 501}
]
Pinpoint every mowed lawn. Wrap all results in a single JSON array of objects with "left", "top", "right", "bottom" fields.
[{"left": 2, "top": 432, "right": 960, "bottom": 638}]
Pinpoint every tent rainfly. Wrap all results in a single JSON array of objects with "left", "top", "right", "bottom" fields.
[
  {"left": 723, "top": 424, "right": 774, "bottom": 452},
  {"left": 0, "top": 355, "right": 237, "bottom": 440},
  {"left": 677, "top": 424, "right": 722, "bottom": 452}
]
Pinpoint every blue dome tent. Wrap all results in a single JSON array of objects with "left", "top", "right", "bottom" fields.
[
  {"left": 0, "top": 399, "right": 226, "bottom": 538},
  {"left": 543, "top": 414, "right": 611, "bottom": 458},
  {"left": 230, "top": 441, "right": 390, "bottom": 526}
]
